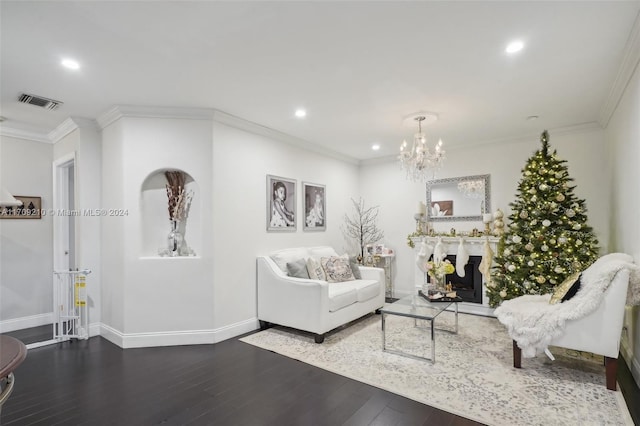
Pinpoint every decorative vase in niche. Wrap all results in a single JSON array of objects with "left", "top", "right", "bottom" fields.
[{"left": 167, "top": 220, "right": 184, "bottom": 257}]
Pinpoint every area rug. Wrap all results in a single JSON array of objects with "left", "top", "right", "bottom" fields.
[{"left": 240, "top": 313, "right": 633, "bottom": 426}]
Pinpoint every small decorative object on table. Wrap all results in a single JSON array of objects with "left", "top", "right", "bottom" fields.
[
  {"left": 422, "top": 258, "right": 455, "bottom": 293},
  {"left": 418, "top": 289, "right": 463, "bottom": 303}
]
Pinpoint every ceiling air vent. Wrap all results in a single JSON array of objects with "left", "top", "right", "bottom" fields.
[{"left": 18, "top": 93, "right": 63, "bottom": 110}]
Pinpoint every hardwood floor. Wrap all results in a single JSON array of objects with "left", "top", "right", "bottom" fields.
[
  {"left": 2, "top": 326, "right": 638, "bottom": 425},
  {"left": 618, "top": 354, "right": 640, "bottom": 424},
  {"left": 4, "top": 325, "right": 51, "bottom": 346},
  {"left": 1, "top": 331, "right": 482, "bottom": 426}
]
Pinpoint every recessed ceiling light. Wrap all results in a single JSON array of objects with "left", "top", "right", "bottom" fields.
[
  {"left": 371, "top": 144, "right": 380, "bottom": 151},
  {"left": 527, "top": 115, "right": 539, "bottom": 121},
  {"left": 294, "top": 109, "right": 306, "bottom": 118},
  {"left": 505, "top": 40, "right": 524, "bottom": 54},
  {"left": 61, "top": 58, "right": 80, "bottom": 70}
]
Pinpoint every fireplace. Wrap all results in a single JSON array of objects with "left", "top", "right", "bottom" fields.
[
  {"left": 412, "top": 236, "right": 499, "bottom": 314},
  {"left": 439, "top": 255, "right": 483, "bottom": 304}
]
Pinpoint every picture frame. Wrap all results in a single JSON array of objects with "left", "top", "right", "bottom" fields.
[
  {"left": 430, "top": 200, "right": 454, "bottom": 217},
  {"left": 0, "top": 196, "right": 42, "bottom": 219},
  {"left": 302, "top": 182, "right": 326, "bottom": 231},
  {"left": 267, "top": 175, "right": 296, "bottom": 232},
  {"left": 374, "top": 243, "right": 384, "bottom": 255}
]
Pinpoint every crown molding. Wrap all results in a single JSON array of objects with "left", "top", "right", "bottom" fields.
[
  {"left": 360, "top": 122, "right": 603, "bottom": 167},
  {"left": 359, "top": 154, "right": 398, "bottom": 167},
  {"left": 450, "top": 122, "right": 603, "bottom": 151},
  {"left": 0, "top": 126, "right": 50, "bottom": 144},
  {"left": 212, "top": 110, "right": 360, "bottom": 165},
  {"left": 598, "top": 10, "right": 640, "bottom": 127},
  {"left": 96, "top": 105, "right": 214, "bottom": 129},
  {"left": 48, "top": 117, "right": 98, "bottom": 143},
  {"left": 96, "top": 105, "right": 359, "bottom": 165}
]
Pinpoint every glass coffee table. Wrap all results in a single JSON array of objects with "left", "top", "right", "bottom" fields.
[{"left": 379, "top": 293, "right": 458, "bottom": 363}]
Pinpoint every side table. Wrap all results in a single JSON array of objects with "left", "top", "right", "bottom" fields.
[
  {"left": 374, "top": 253, "right": 395, "bottom": 298},
  {"left": 0, "top": 335, "right": 27, "bottom": 412}
]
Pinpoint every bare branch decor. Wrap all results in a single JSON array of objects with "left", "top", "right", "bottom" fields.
[
  {"left": 165, "top": 171, "right": 193, "bottom": 222},
  {"left": 342, "top": 197, "right": 384, "bottom": 258}
]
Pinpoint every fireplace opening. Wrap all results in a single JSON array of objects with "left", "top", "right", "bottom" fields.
[{"left": 430, "top": 255, "right": 483, "bottom": 304}]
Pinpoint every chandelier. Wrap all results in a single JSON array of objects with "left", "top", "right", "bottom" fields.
[
  {"left": 457, "top": 180, "right": 485, "bottom": 198},
  {"left": 398, "top": 114, "right": 445, "bottom": 182}
]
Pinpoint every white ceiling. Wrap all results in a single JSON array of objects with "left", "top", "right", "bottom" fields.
[{"left": 1, "top": 1, "right": 639, "bottom": 160}]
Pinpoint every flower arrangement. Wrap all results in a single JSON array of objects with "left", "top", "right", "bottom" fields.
[
  {"left": 425, "top": 259, "right": 455, "bottom": 282},
  {"left": 165, "top": 171, "right": 193, "bottom": 222}
]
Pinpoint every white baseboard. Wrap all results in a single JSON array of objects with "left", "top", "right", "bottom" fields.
[
  {"left": 99, "top": 318, "right": 259, "bottom": 349},
  {"left": 0, "top": 312, "right": 53, "bottom": 333},
  {"left": 89, "top": 322, "right": 101, "bottom": 338},
  {"left": 620, "top": 338, "right": 640, "bottom": 388}
]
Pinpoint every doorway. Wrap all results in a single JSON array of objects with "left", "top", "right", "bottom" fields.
[
  {"left": 53, "top": 154, "right": 76, "bottom": 272},
  {"left": 21, "top": 154, "right": 77, "bottom": 348}
]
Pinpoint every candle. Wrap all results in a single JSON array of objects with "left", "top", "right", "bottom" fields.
[
  {"left": 418, "top": 201, "right": 426, "bottom": 215},
  {"left": 483, "top": 213, "right": 493, "bottom": 223}
]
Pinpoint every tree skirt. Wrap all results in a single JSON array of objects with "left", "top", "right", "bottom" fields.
[{"left": 240, "top": 313, "right": 632, "bottom": 426}]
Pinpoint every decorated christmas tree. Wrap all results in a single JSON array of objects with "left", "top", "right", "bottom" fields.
[{"left": 487, "top": 130, "right": 599, "bottom": 307}]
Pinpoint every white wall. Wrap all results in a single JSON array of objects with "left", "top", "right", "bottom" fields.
[
  {"left": 101, "top": 122, "right": 125, "bottom": 332},
  {"left": 605, "top": 58, "right": 640, "bottom": 384},
  {"left": 0, "top": 135, "right": 53, "bottom": 330},
  {"left": 359, "top": 127, "right": 609, "bottom": 298},
  {"left": 99, "top": 110, "right": 360, "bottom": 347},
  {"left": 211, "top": 121, "right": 360, "bottom": 329},
  {"left": 100, "top": 115, "right": 214, "bottom": 346},
  {"left": 53, "top": 121, "right": 103, "bottom": 335}
]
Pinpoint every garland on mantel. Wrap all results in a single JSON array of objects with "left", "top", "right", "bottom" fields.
[{"left": 407, "top": 231, "right": 497, "bottom": 248}]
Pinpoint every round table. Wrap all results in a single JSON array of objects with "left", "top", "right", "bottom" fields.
[{"left": 0, "top": 335, "right": 27, "bottom": 409}]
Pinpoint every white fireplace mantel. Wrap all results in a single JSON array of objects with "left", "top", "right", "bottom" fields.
[{"left": 410, "top": 236, "right": 500, "bottom": 317}]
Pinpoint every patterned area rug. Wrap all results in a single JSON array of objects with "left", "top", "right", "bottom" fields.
[{"left": 240, "top": 313, "right": 633, "bottom": 426}]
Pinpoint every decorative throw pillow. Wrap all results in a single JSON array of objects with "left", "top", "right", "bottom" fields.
[
  {"left": 306, "top": 257, "right": 327, "bottom": 281},
  {"left": 549, "top": 271, "right": 582, "bottom": 304},
  {"left": 286, "top": 258, "right": 310, "bottom": 279},
  {"left": 321, "top": 255, "right": 356, "bottom": 283},
  {"left": 348, "top": 256, "right": 362, "bottom": 280}
]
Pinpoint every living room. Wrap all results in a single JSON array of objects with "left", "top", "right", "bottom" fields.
[{"left": 1, "top": 2, "right": 639, "bottom": 424}]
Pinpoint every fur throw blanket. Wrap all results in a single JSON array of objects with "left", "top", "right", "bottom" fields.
[{"left": 494, "top": 253, "right": 640, "bottom": 358}]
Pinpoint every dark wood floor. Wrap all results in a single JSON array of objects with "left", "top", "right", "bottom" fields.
[
  {"left": 1, "top": 328, "right": 482, "bottom": 426},
  {"left": 2, "top": 325, "right": 639, "bottom": 426}
]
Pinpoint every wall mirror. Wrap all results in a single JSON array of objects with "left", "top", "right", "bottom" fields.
[{"left": 426, "top": 174, "right": 491, "bottom": 222}]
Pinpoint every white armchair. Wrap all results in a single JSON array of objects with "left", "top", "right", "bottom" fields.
[{"left": 494, "top": 253, "right": 637, "bottom": 390}]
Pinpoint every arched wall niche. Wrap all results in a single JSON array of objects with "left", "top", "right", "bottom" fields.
[{"left": 140, "top": 168, "right": 201, "bottom": 257}]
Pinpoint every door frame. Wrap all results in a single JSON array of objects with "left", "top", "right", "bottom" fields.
[{"left": 52, "top": 152, "right": 77, "bottom": 272}]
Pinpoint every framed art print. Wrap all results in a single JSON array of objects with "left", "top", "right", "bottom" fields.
[
  {"left": 0, "top": 196, "right": 42, "bottom": 219},
  {"left": 267, "top": 175, "right": 296, "bottom": 232},
  {"left": 430, "top": 200, "right": 453, "bottom": 217},
  {"left": 303, "top": 182, "right": 325, "bottom": 231}
]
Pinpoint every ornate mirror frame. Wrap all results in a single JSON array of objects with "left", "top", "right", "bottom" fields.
[{"left": 426, "top": 174, "right": 491, "bottom": 222}]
